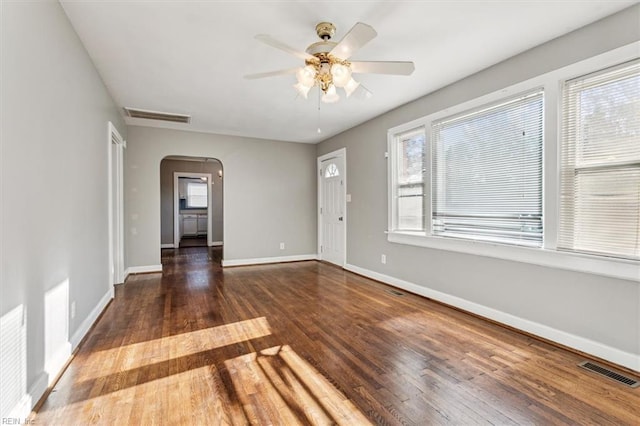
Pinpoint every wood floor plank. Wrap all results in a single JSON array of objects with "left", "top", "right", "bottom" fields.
[{"left": 33, "top": 247, "right": 640, "bottom": 425}]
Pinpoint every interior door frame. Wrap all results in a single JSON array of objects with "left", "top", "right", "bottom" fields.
[
  {"left": 173, "top": 172, "right": 213, "bottom": 247},
  {"left": 317, "top": 148, "right": 347, "bottom": 266},
  {"left": 108, "top": 121, "right": 125, "bottom": 287}
]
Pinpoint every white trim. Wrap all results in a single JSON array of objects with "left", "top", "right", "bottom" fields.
[
  {"left": 317, "top": 148, "right": 347, "bottom": 267},
  {"left": 386, "top": 42, "right": 640, "bottom": 283},
  {"left": 8, "top": 393, "right": 33, "bottom": 423},
  {"left": 389, "top": 232, "right": 639, "bottom": 282},
  {"left": 124, "top": 264, "right": 163, "bottom": 280},
  {"left": 222, "top": 254, "right": 317, "bottom": 267},
  {"left": 8, "top": 288, "right": 115, "bottom": 419},
  {"left": 173, "top": 172, "right": 213, "bottom": 248},
  {"left": 70, "top": 289, "right": 113, "bottom": 349},
  {"left": 344, "top": 263, "right": 640, "bottom": 372},
  {"left": 45, "top": 343, "right": 71, "bottom": 386},
  {"left": 211, "top": 240, "right": 224, "bottom": 246},
  {"left": 107, "top": 122, "right": 125, "bottom": 286},
  {"left": 9, "top": 372, "right": 48, "bottom": 420},
  {"left": 161, "top": 243, "right": 175, "bottom": 249}
]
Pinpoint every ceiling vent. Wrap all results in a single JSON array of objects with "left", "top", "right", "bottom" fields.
[{"left": 123, "top": 107, "right": 191, "bottom": 124}]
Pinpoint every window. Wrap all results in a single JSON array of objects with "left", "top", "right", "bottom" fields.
[
  {"left": 186, "top": 182, "right": 207, "bottom": 208},
  {"left": 393, "top": 129, "right": 425, "bottom": 231},
  {"left": 324, "top": 163, "right": 340, "bottom": 177},
  {"left": 387, "top": 43, "right": 639, "bottom": 280},
  {"left": 559, "top": 60, "right": 640, "bottom": 260},
  {"left": 432, "top": 91, "right": 544, "bottom": 246}
]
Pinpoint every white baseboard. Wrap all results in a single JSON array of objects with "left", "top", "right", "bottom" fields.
[
  {"left": 70, "top": 289, "right": 113, "bottom": 349},
  {"left": 210, "top": 241, "right": 223, "bottom": 247},
  {"left": 6, "top": 288, "right": 114, "bottom": 420},
  {"left": 124, "top": 264, "right": 163, "bottom": 281},
  {"left": 7, "top": 369, "right": 43, "bottom": 421},
  {"left": 344, "top": 263, "right": 640, "bottom": 372},
  {"left": 222, "top": 254, "right": 317, "bottom": 267},
  {"left": 10, "top": 372, "right": 48, "bottom": 420},
  {"left": 160, "top": 243, "right": 174, "bottom": 249},
  {"left": 44, "top": 343, "right": 71, "bottom": 387}
]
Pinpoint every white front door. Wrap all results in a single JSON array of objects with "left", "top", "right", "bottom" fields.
[{"left": 320, "top": 155, "right": 345, "bottom": 266}]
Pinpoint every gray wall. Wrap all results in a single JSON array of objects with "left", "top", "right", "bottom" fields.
[
  {"left": 125, "top": 126, "right": 317, "bottom": 267},
  {"left": 1, "top": 1, "right": 126, "bottom": 417},
  {"left": 160, "top": 158, "right": 224, "bottom": 244},
  {"left": 318, "top": 6, "right": 640, "bottom": 365}
]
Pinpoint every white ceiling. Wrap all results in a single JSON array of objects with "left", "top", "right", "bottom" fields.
[{"left": 60, "top": 1, "right": 635, "bottom": 144}]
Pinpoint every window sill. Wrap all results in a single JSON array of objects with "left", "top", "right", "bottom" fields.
[{"left": 387, "top": 231, "right": 639, "bottom": 282}]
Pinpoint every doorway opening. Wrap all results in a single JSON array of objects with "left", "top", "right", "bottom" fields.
[
  {"left": 160, "top": 156, "right": 224, "bottom": 256},
  {"left": 108, "top": 122, "right": 125, "bottom": 287}
]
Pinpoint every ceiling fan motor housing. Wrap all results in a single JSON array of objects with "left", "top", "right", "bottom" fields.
[{"left": 315, "top": 22, "right": 336, "bottom": 40}]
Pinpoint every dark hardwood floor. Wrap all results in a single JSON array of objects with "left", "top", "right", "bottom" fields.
[
  {"left": 178, "top": 235, "right": 208, "bottom": 247},
  {"left": 34, "top": 246, "right": 640, "bottom": 425}
]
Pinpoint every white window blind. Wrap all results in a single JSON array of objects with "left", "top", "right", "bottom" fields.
[
  {"left": 187, "top": 182, "right": 208, "bottom": 208},
  {"left": 559, "top": 60, "right": 640, "bottom": 260},
  {"left": 394, "top": 128, "right": 425, "bottom": 231},
  {"left": 431, "top": 90, "right": 543, "bottom": 246}
]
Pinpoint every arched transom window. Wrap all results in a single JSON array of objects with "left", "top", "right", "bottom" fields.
[{"left": 324, "top": 163, "right": 340, "bottom": 178}]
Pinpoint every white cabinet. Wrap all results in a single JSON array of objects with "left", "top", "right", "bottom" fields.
[
  {"left": 197, "top": 215, "right": 208, "bottom": 235},
  {"left": 182, "top": 215, "right": 197, "bottom": 236},
  {"left": 180, "top": 214, "right": 207, "bottom": 237}
]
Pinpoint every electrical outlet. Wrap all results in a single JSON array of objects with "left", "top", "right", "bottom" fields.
[
  {"left": 381, "top": 254, "right": 386, "bottom": 264},
  {"left": 280, "top": 242, "right": 285, "bottom": 250},
  {"left": 71, "top": 301, "right": 76, "bottom": 319}
]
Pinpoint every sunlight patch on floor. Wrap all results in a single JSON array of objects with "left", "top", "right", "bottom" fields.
[
  {"left": 226, "top": 344, "right": 372, "bottom": 425},
  {"left": 39, "top": 364, "right": 242, "bottom": 424},
  {"left": 78, "top": 317, "right": 272, "bottom": 381}
]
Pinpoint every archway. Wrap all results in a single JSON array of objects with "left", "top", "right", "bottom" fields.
[{"left": 159, "top": 156, "right": 223, "bottom": 254}]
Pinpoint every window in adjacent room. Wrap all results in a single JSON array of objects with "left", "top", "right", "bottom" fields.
[
  {"left": 559, "top": 59, "right": 640, "bottom": 260},
  {"left": 431, "top": 90, "right": 544, "bottom": 246},
  {"left": 186, "top": 181, "right": 208, "bottom": 208}
]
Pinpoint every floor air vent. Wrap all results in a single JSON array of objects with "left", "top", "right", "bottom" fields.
[
  {"left": 386, "top": 289, "right": 404, "bottom": 296},
  {"left": 578, "top": 361, "right": 639, "bottom": 388},
  {"left": 124, "top": 107, "right": 191, "bottom": 124}
]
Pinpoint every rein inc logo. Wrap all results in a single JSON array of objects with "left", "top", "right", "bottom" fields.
[{"left": 1, "top": 419, "right": 35, "bottom": 425}]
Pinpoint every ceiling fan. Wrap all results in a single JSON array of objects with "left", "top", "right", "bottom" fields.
[{"left": 245, "top": 22, "right": 415, "bottom": 103}]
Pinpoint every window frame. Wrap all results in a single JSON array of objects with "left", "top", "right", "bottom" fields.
[
  {"left": 558, "top": 60, "right": 640, "bottom": 260},
  {"left": 387, "top": 41, "right": 640, "bottom": 282},
  {"left": 390, "top": 126, "right": 427, "bottom": 232}
]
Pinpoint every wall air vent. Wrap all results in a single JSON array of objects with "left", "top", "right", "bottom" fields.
[
  {"left": 578, "top": 361, "right": 639, "bottom": 388},
  {"left": 123, "top": 107, "right": 191, "bottom": 124}
]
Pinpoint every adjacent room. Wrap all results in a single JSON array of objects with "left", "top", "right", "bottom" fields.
[{"left": 1, "top": 1, "right": 639, "bottom": 424}]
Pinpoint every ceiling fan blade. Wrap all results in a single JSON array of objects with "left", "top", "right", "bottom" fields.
[
  {"left": 244, "top": 68, "right": 299, "bottom": 80},
  {"left": 329, "top": 22, "right": 377, "bottom": 60},
  {"left": 255, "top": 34, "right": 314, "bottom": 61},
  {"left": 350, "top": 61, "right": 415, "bottom": 76}
]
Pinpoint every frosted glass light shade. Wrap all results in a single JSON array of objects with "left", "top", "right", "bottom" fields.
[
  {"left": 296, "top": 65, "right": 316, "bottom": 87},
  {"left": 293, "top": 82, "right": 312, "bottom": 99},
  {"left": 330, "top": 63, "right": 352, "bottom": 87},
  {"left": 321, "top": 85, "right": 340, "bottom": 103}
]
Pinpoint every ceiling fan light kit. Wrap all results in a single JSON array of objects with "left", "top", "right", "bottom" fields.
[{"left": 246, "top": 21, "right": 415, "bottom": 104}]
